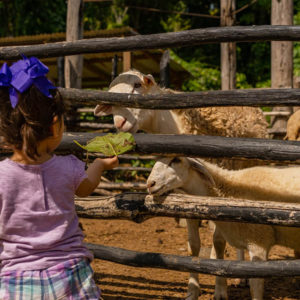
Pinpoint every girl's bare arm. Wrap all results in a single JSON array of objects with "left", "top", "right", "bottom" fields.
[{"left": 76, "top": 156, "right": 119, "bottom": 197}]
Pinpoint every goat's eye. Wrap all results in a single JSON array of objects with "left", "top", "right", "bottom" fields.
[
  {"left": 134, "top": 83, "right": 142, "bottom": 89},
  {"left": 172, "top": 157, "right": 181, "bottom": 164}
]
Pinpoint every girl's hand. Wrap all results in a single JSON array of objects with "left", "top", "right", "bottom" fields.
[
  {"left": 98, "top": 156, "right": 119, "bottom": 170},
  {"left": 76, "top": 156, "right": 119, "bottom": 197}
]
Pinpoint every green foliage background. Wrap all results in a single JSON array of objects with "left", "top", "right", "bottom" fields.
[{"left": 1, "top": 0, "right": 300, "bottom": 90}]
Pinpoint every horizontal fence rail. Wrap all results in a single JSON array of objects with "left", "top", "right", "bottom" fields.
[
  {"left": 75, "top": 193, "right": 300, "bottom": 227},
  {"left": 86, "top": 243, "right": 300, "bottom": 278},
  {"left": 98, "top": 182, "right": 147, "bottom": 190},
  {"left": 58, "top": 132, "right": 300, "bottom": 161},
  {"left": 1, "top": 26, "right": 300, "bottom": 60},
  {"left": 59, "top": 88, "right": 300, "bottom": 108}
]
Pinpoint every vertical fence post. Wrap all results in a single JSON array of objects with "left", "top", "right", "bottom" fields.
[
  {"left": 57, "top": 57, "right": 65, "bottom": 88},
  {"left": 65, "top": 0, "right": 84, "bottom": 131},
  {"left": 160, "top": 50, "right": 170, "bottom": 88},
  {"left": 112, "top": 55, "right": 118, "bottom": 81},
  {"left": 123, "top": 51, "right": 131, "bottom": 72},
  {"left": 271, "top": 0, "right": 294, "bottom": 138},
  {"left": 65, "top": 0, "right": 84, "bottom": 89},
  {"left": 220, "top": 0, "right": 236, "bottom": 90}
]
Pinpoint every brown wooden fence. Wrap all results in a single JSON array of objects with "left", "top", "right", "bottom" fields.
[{"left": 1, "top": 25, "right": 300, "bottom": 279}]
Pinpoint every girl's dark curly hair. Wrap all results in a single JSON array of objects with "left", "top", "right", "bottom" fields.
[{"left": 0, "top": 85, "right": 65, "bottom": 160}]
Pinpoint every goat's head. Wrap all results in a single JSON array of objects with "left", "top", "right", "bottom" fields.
[
  {"left": 147, "top": 157, "right": 215, "bottom": 196},
  {"left": 94, "top": 70, "right": 158, "bottom": 133}
]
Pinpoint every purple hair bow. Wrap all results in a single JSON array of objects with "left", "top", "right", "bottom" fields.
[
  {"left": 0, "top": 63, "right": 12, "bottom": 86},
  {"left": 0, "top": 56, "right": 56, "bottom": 108}
]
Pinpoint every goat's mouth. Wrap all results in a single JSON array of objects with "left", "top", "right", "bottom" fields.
[
  {"left": 116, "top": 118, "right": 127, "bottom": 130},
  {"left": 148, "top": 186, "right": 169, "bottom": 196},
  {"left": 118, "top": 119, "right": 137, "bottom": 133},
  {"left": 120, "top": 118, "right": 127, "bottom": 129}
]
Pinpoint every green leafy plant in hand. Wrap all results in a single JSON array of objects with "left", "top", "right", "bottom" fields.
[{"left": 74, "top": 132, "right": 135, "bottom": 156}]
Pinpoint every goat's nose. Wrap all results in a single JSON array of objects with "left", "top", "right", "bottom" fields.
[
  {"left": 147, "top": 180, "right": 156, "bottom": 189},
  {"left": 115, "top": 118, "right": 126, "bottom": 129}
]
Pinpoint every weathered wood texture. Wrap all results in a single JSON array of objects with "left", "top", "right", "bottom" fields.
[
  {"left": 122, "top": 51, "right": 131, "bottom": 72},
  {"left": 221, "top": 0, "right": 236, "bottom": 90},
  {"left": 59, "top": 87, "right": 300, "bottom": 108},
  {"left": 65, "top": 0, "right": 84, "bottom": 89},
  {"left": 160, "top": 50, "right": 170, "bottom": 88},
  {"left": 2, "top": 26, "right": 300, "bottom": 60},
  {"left": 75, "top": 193, "right": 300, "bottom": 227},
  {"left": 57, "top": 57, "right": 65, "bottom": 87},
  {"left": 112, "top": 167, "right": 151, "bottom": 172},
  {"left": 271, "top": 0, "right": 294, "bottom": 136},
  {"left": 77, "top": 122, "right": 115, "bottom": 129},
  {"left": 111, "top": 54, "right": 118, "bottom": 81},
  {"left": 59, "top": 132, "right": 300, "bottom": 161},
  {"left": 264, "top": 111, "right": 291, "bottom": 116},
  {"left": 86, "top": 243, "right": 300, "bottom": 278},
  {"left": 98, "top": 182, "right": 147, "bottom": 190},
  {"left": 271, "top": 0, "right": 294, "bottom": 89}
]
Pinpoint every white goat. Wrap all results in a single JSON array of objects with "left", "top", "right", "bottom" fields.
[
  {"left": 94, "top": 70, "right": 183, "bottom": 134},
  {"left": 94, "top": 69, "right": 269, "bottom": 146},
  {"left": 147, "top": 157, "right": 300, "bottom": 300}
]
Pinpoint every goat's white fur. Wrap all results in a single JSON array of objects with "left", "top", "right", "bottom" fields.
[{"left": 147, "top": 157, "right": 300, "bottom": 300}]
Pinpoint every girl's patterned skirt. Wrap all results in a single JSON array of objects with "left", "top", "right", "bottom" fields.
[{"left": 0, "top": 258, "right": 101, "bottom": 300}]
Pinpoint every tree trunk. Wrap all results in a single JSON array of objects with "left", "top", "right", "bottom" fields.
[
  {"left": 271, "top": 0, "right": 294, "bottom": 138},
  {"left": 65, "top": 0, "right": 84, "bottom": 89},
  {"left": 220, "top": 0, "right": 236, "bottom": 90}
]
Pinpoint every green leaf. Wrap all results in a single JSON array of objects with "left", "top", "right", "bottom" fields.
[{"left": 74, "top": 132, "right": 135, "bottom": 156}]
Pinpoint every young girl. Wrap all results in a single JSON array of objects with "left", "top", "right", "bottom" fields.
[{"left": 0, "top": 56, "right": 118, "bottom": 299}]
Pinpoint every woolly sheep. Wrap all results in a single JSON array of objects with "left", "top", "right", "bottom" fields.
[
  {"left": 94, "top": 69, "right": 269, "bottom": 170},
  {"left": 284, "top": 109, "right": 300, "bottom": 141},
  {"left": 147, "top": 157, "right": 300, "bottom": 300}
]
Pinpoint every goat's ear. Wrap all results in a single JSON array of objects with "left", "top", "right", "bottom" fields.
[
  {"left": 143, "top": 74, "right": 156, "bottom": 87},
  {"left": 94, "top": 104, "right": 113, "bottom": 116},
  {"left": 187, "top": 158, "right": 216, "bottom": 187}
]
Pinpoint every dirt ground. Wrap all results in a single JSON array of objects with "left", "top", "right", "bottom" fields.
[{"left": 81, "top": 217, "right": 300, "bottom": 300}]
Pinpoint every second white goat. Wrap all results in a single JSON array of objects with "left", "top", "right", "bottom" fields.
[{"left": 147, "top": 157, "right": 300, "bottom": 300}]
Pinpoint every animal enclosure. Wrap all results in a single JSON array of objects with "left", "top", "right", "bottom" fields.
[{"left": 1, "top": 24, "right": 300, "bottom": 299}]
